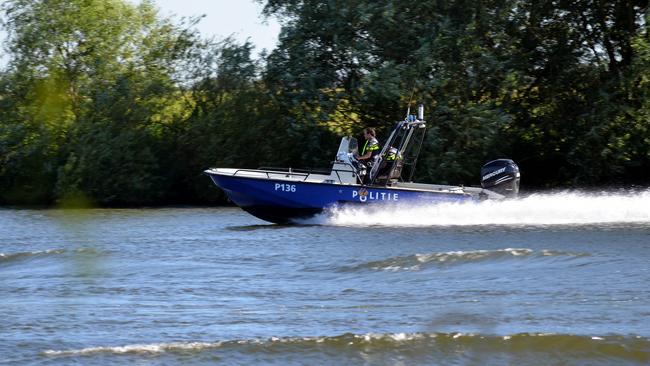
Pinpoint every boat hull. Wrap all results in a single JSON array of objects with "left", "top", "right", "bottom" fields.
[{"left": 206, "top": 171, "right": 474, "bottom": 224}]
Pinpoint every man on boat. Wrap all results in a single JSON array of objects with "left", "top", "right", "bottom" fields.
[
  {"left": 354, "top": 127, "right": 381, "bottom": 183},
  {"left": 376, "top": 146, "right": 400, "bottom": 182}
]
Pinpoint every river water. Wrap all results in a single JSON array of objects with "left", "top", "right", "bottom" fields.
[{"left": 1, "top": 191, "right": 650, "bottom": 365}]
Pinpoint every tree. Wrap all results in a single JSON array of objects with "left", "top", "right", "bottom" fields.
[{"left": 0, "top": 0, "right": 206, "bottom": 205}]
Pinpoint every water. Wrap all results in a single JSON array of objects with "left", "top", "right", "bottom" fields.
[{"left": 1, "top": 191, "right": 650, "bottom": 365}]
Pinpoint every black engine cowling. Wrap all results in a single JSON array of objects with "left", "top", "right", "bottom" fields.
[{"left": 480, "top": 159, "right": 520, "bottom": 198}]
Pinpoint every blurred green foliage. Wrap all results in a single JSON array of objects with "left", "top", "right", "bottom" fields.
[{"left": 0, "top": 0, "right": 648, "bottom": 206}]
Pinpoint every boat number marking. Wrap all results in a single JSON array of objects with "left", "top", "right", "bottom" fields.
[{"left": 275, "top": 183, "right": 297, "bottom": 192}]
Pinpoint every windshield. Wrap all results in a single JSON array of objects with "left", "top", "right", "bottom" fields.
[{"left": 348, "top": 137, "right": 358, "bottom": 155}]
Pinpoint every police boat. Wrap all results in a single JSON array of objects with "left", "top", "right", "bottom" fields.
[{"left": 204, "top": 105, "right": 520, "bottom": 224}]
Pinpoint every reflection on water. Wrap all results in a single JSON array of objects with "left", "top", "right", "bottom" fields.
[{"left": 226, "top": 224, "right": 296, "bottom": 231}]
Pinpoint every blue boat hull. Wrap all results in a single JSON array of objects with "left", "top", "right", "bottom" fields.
[{"left": 206, "top": 172, "right": 474, "bottom": 224}]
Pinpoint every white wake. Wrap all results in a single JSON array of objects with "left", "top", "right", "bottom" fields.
[{"left": 318, "top": 190, "right": 650, "bottom": 227}]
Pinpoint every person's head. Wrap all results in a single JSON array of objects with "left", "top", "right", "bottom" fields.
[{"left": 363, "top": 127, "right": 376, "bottom": 139}]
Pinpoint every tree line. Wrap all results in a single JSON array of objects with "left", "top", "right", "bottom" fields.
[{"left": 1, "top": 0, "right": 648, "bottom": 206}]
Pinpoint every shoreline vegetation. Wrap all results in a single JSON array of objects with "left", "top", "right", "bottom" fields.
[{"left": 1, "top": 0, "right": 649, "bottom": 207}]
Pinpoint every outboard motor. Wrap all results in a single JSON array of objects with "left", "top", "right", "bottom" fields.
[{"left": 480, "top": 159, "right": 520, "bottom": 198}]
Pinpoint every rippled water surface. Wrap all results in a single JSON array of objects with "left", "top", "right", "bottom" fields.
[{"left": 2, "top": 192, "right": 650, "bottom": 365}]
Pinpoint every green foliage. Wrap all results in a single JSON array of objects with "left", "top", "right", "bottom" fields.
[{"left": 0, "top": 0, "right": 205, "bottom": 205}]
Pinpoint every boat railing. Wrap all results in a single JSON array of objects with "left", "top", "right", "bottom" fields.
[
  {"left": 228, "top": 168, "right": 311, "bottom": 181},
  {"left": 229, "top": 165, "right": 359, "bottom": 184},
  {"left": 258, "top": 166, "right": 332, "bottom": 175}
]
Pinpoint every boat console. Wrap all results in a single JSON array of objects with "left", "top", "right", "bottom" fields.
[{"left": 332, "top": 104, "right": 521, "bottom": 198}]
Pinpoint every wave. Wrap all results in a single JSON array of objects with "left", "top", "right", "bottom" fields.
[
  {"left": 43, "top": 341, "right": 224, "bottom": 355},
  {"left": 338, "top": 248, "right": 589, "bottom": 272},
  {"left": 320, "top": 190, "right": 650, "bottom": 227},
  {"left": 0, "top": 248, "right": 103, "bottom": 265},
  {"left": 43, "top": 332, "right": 650, "bottom": 364},
  {"left": 0, "top": 249, "right": 65, "bottom": 264}
]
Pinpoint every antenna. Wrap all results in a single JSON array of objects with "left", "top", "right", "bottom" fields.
[{"left": 405, "top": 86, "right": 416, "bottom": 119}]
